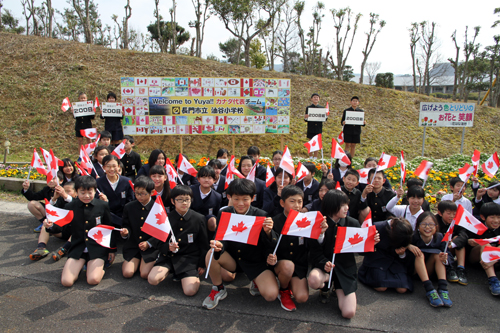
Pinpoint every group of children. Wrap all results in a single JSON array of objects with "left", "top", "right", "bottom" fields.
[{"left": 20, "top": 138, "right": 500, "bottom": 317}]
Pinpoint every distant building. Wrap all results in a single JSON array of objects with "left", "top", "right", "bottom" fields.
[{"left": 351, "top": 63, "right": 457, "bottom": 93}]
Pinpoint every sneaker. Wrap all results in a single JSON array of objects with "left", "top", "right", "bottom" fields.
[
  {"left": 278, "top": 289, "right": 296, "bottom": 312},
  {"left": 426, "top": 289, "right": 444, "bottom": 307},
  {"left": 202, "top": 286, "right": 227, "bottom": 310},
  {"left": 438, "top": 290, "right": 453, "bottom": 307},
  {"left": 488, "top": 278, "right": 500, "bottom": 296},
  {"left": 249, "top": 280, "right": 261, "bottom": 296},
  {"left": 51, "top": 247, "right": 67, "bottom": 261},
  {"left": 172, "top": 275, "right": 181, "bottom": 282},
  {"left": 319, "top": 290, "right": 330, "bottom": 304},
  {"left": 456, "top": 267, "right": 468, "bottom": 286},
  {"left": 29, "top": 248, "right": 49, "bottom": 261},
  {"left": 82, "top": 264, "right": 87, "bottom": 272},
  {"left": 446, "top": 265, "right": 458, "bottom": 283},
  {"left": 33, "top": 223, "right": 43, "bottom": 233}
]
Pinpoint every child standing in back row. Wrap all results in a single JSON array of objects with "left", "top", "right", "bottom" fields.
[
  {"left": 74, "top": 92, "right": 95, "bottom": 148},
  {"left": 341, "top": 96, "right": 365, "bottom": 157}
]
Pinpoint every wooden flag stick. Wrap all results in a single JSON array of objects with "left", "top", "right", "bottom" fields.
[
  {"left": 273, "top": 234, "right": 283, "bottom": 256},
  {"left": 328, "top": 253, "right": 336, "bottom": 289},
  {"left": 321, "top": 148, "right": 324, "bottom": 161}
]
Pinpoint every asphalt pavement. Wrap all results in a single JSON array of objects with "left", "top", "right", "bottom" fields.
[{"left": 0, "top": 202, "right": 499, "bottom": 332}]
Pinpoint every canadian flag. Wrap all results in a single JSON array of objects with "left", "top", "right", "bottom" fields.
[
  {"left": 281, "top": 210, "right": 324, "bottom": 239},
  {"left": 357, "top": 168, "right": 370, "bottom": 184},
  {"left": 41, "top": 148, "right": 59, "bottom": 184},
  {"left": 400, "top": 151, "right": 406, "bottom": 184},
  {"left": 471, "top": 149, "right": 481, "bottom": 176},
  {"left": 111, "top": 140, "right": 127, "bottom": 159},
  {"left": 361, "top": 211, "right": 373, "bottom": 228},
  {"left": 376, "top": 152, "right": 397, "bottom": 171},
  {"left": 31, "top": 148, "right": 47, "bottom": 175},
  {"left": 88, "top": 225, "right": 116, "bottom": 249},
  {"left": 61, "top": 97, "right": 71, "bottom": 112},
  {"left": 334, "top": 226, "right": 377, "bottom": 253},
  {"left": 304, "top": 134, "right": 322, "bottom": 154},
  {"left": 94, "top": 97, "right": 100, "bottom": 111},
  {"left": 295, "top": 162, "right": 310, "bottom": 182},
  {"left": 331, "top": 139, "right": 351, "bottom": 165},
  {"left": 246, "top": 161, "right": 258, "bottom": 182},
  {"left": 165, "top": 158, "right": 180, "bottom": 189},
  {"left": 472, "top": 235, "right": 500, "bottom": 246},
  {"left": 335, "top": 181, "right": 341, "bottom": 190},
  {"left": 44, "top": 199, "right": 74, "bottom": 227},
  {"left": 279, "top": 146, "right": 296, "bottom": 177},
  {"left": 215, "top": 212, "right": 265, "bottom": 246},
  {"left": 83, "top": 134, "right": 100, "bottom": 156},
  {"left": 337, "top": 130, "right": 345, "bottom": 145},
  {"left": 74, "top": 161, "right": 90, "bottom": 176},
  {"left": 414, "top": 160, "right": 433, "bottom": 181},
  {"left": 40, "top": 147, "right": 64, "bottom": 168},
  {"left": 224, "top": 155, "right": 245, "bottom": 190},
  {"left": 482, "top": 152, "right": 500, "bottom": 178},
  {"left": 481, "top": 246, "right": 500, "bottom": 263},
  {"left": 454, "top": 204, "right": 488, "bottom": 235},
  {"left": 80, "top": 128, "right": 98, "bottom": 140},
  {"left": 177, "top": 154, "right": 198, "bottom": 177},
  {"left": 79, "top": 146, "right": 94, "bottom": 174},
  {"left": 441, "top": 220, "right": 455, "bottom": 242},
  {"left": 458, "top": 163, "right": 475, "bottom": 182},
  {"left": 265, "top": 164, "right": 275, "bottom": 187},
  {"left": 141, "top": 196, "right": 172, "bottom": 242}
]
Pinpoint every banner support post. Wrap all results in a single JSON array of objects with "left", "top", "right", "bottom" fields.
[
  {"left": 460, "top": 127, "right": 465, "bottom": 154},
  {"left": 180, "top": 136, "right": 183, "bottom": 155},
  {"left": 232, "top": 136, "right": 235, "bottom": 156},
  {"left": 421, "top": 126, "right": 426, "bottom": 157}
]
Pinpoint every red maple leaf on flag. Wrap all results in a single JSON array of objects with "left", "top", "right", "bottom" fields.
[
  {"left": 231, "top": 221, "right": 247, "bottom": 235},
  {"left": 489, "top": 254, "right": 500, "bottom": 261},
  {"left": 425, "top": 169, "right": 431, "bottom": 175},
  {"left": 338, "top": 147, "right": 343, "bottom": 153},
  {"left": 296, "top": 217, "right": 311, "bottom": 229},
  {"left": 348, "top": 233, "right": 364, "bottom": 245},
  {"left": 46, "top": 209, "right": 59, "bottom": 217},
  {"left": 359, "top": 171, "right": 367, "bottom": 178},
  {"left": 299, "top": 171, "right": 307, "bottom": 178},
  {"left": 465, "top": 216, "right": 472, "bottom": 225},
  {"left": 155, "top": 212, "right": 166, "bottom": 225},
  {"left": 92, "top": 230, "right": 104, "bottom": 244},
  {"left": 168, "top": 169, "right": 175, "bottom": 178},
  {"left": 37, "top": 158, "right": 43, "bottom": 165},
  {"left": 379, "top": 160, "right": 386, "bottom": 166},
  {"left": 465, "top": 173, "right": 470, "bottom": 178},
  {"left": 312, "top": 141, "right": 316, "bottom": 146},
  {"left": 119, "top": 148, "right": 125, "bottom": 155},
  {"left": 488, "top": 161, "right": 494, "bottom": 169}
]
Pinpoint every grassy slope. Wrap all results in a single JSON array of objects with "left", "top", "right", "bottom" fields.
[{"left": 1, "top": 32, "right": 499, "bottom": 162}]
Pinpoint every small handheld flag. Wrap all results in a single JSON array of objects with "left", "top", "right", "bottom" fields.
[
  {"left": 304, "top": 134, "right": 322, "bottom": 154},
  {"left": 61, "top": 97, "right": 71, "bottom": 112}
]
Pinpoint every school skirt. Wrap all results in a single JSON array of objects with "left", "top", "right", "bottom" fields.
[{"left": 358, "top": 262, "right": 414, "bottom": 292}]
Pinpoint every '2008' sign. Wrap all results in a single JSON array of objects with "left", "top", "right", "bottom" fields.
[{"left": 72, "top": 101, "right": 95, "bottom": 117}]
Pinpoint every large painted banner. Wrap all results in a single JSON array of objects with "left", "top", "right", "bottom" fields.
[{"left": 120, "top": 77, "right": 291, "bottom": 135}]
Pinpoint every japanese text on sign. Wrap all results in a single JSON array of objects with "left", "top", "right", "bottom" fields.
[{"left": 419, "top": 102, "right": 475, "bottom": 127}]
